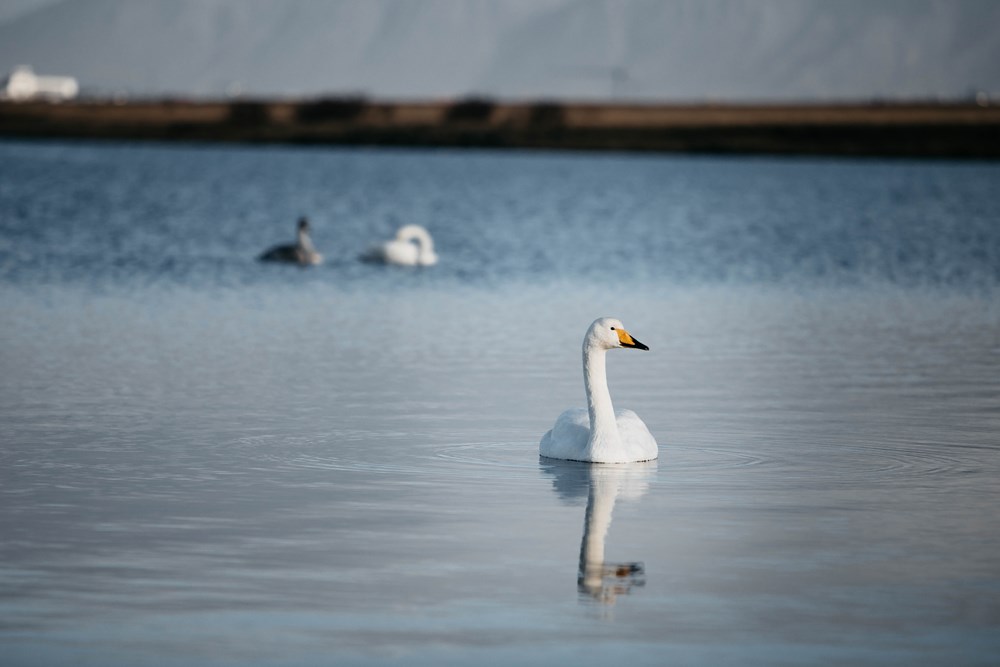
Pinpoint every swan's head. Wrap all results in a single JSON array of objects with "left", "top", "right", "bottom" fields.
[
  {"left": 297, "top": 217, "right": 310, "bottom": 232},
  {"left": 585, "top": 317, "right": 649, "bottom": 351}
]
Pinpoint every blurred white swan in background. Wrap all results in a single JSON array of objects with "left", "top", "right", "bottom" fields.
[
  {"left": 540, "top": 317, "right": 658, "bottom": 463},
  {"left": 362, "top": 224, "right": 438, "bottom": 266},
  {"left": 258, "top": 217, "right": 323, "bottom": 265}
]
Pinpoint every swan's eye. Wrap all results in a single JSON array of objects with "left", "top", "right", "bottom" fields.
[{"left": 610, "top": 327, "right": 616, "bottom": 330}]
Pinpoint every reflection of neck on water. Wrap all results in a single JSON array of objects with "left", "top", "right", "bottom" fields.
[{"left": 577, "top": 465, "right": 651, "bottom": 604}]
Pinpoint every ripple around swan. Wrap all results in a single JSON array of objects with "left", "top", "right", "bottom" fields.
[
  {"left": 663, "top": 444, "right": 771, "bottom": 471},
  {"left": 662, "top": 435, "right": 996, "bottom": 491},
  {"left": 230, "top": 434, "right": 781, "bottom": 483},
  {"left": 228, "top": 432, "right": 996, "bottom": 492},
  {"left": 796, "top": 439, "right": 993, "bottom": 483},
  {"left": 232, "top": 434, "right": 543, "bottom": 482}
]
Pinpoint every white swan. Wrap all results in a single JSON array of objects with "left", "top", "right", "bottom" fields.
[
  {"left": 540, "top": 318, "right": 658, "bottom": 463},
  {"left": 362, "top": 224, "right": 438, "bottom": 266},
  {"left": 258, "top": 217, "right": 323, "bottom": 265}
]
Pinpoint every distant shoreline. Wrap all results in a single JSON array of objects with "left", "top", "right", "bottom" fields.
[{"left": 2, "top": 98, "right": 999, "bottom": 158}]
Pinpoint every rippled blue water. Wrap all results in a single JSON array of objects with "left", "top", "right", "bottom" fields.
[{"left": 1, "top": 140, "right": 999, "bottom": 666}]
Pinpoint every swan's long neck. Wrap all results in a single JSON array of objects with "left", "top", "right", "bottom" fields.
[
  {"left": 297, "top": 228, "right": 316, "bottom": 254},
  {"left": 398, "top": 226, "right": 434, "bottom": 256},
  {"left": 415, "top": 229, "right": 433, "bottom": 252},
  {"left": 583, "top": 345, "right": 620, "bottom": 452}
]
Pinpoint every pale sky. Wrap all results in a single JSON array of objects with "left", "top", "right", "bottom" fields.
[{"left": 2, "top": 0, "right": 998, "bottom": 101}]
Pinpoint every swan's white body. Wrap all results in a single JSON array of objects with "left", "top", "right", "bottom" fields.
[
  {"left": 540, "top": 318, "right": 658, "bottom": 464},
  {"left": 363, "top": 224, "right": 438, "bottom": 266}
]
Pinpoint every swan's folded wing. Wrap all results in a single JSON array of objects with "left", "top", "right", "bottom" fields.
[
  {"left": 540, "top": 408, "right": 590, "bottom": 460},
  {"left": 384, "top": 240, "right": 419, "bottom": 265},
  {"left": 359, "top": 243, "right": 386, "bottom": 263},
  {"left": 615, "top": 409, "right": 659, "bottom": 462},
  {"left": 258, "top": 244, "right": 295, "bottom": 262}
]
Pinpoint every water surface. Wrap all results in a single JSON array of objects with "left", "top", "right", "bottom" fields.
[{"left": 1, "top": 140, "right": 999, "bottom": 665}]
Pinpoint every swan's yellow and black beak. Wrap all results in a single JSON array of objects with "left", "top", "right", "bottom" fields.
[{"left": 617, "top": 328, "right": 649, "bottom": 350}]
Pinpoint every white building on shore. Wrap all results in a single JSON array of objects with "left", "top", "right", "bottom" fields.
[{"left": 1, "top": 65, "right": 79, "bottom": 101}]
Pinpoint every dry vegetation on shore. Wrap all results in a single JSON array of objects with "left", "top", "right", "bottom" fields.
[{"left": 2, "top": 97, "right": 999, "bottom": 157}]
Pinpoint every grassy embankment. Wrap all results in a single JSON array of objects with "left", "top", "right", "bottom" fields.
[{"left": 2, "top": 97, "right": 999, "bottom": 157}]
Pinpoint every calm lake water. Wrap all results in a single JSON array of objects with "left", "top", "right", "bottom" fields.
[{"left": 1, "top": 140, "right": 999, "bottom": 666}]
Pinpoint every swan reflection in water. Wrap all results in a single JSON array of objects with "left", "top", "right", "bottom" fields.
[{"left": 541, "top": 458, "right": 656, "bottom": 604}]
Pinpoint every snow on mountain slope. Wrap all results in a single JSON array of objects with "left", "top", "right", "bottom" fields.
[{"left": 1, "top": 0, "right": 997, "bottom": 100}]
